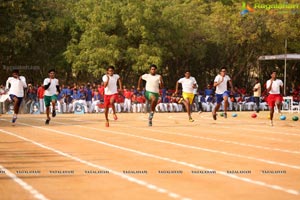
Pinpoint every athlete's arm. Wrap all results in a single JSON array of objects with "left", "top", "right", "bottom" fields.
[
  {"left": 229, "top": 79, "right": 234, "bottom": 94},
  {"left": 175, "top": 81, "right": 180, "bottom": 94},
  {"left": 5, "top": 78, "right": 11, "bottom": 92},
  {"left": 103, "top": 75, "right": 109, "bottom": 88},
  {"left": 266, "top": 80, "right": 273, "bottom": 93},
  {"left": 159, "top": 75, "right": 164, "bottom": 89},
  {"left": 137, "top": 76, "right": 143, "bottom": 91},
  {"left": 56, "top": 86, "right": 61, "bottom": 94},
  {"left": 279, "top": 81, "right": 283, "bottom": 95},
  {"left": 44, "top": 79, "right": 51, "bottom": 90},
  {"left": 56, "top": 80, "right": 60, "bottom": 94},
  {"left": 20, "top": 76, "right": 27, "bottom": 88},
  {"left": 214, "top": 76, "right": 223, "bottom": 87},
  {"left": 118, "top": 78, "right": 123, "bottom": 92}
]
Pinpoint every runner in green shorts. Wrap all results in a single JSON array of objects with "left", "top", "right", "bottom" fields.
[
  {"left": 138, "top": 64, "right": 164, "bottom": 126},
  {"left": 43, "top": 69, "right": 60, "bottom": 125},
  {"left": 144, "top": 91, "right": 159, "bottom": 102},
  {"left": 44, "top": 95, "right": 58, "bottom": 107}
]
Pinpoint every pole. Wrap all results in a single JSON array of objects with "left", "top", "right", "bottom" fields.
[{"left": 284, "top": 39, "right": 287, "bottom": 96}]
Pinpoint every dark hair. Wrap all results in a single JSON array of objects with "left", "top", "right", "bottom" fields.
[
  {"left": 255, "top": 77, "right": 259, "bottom": 81},
  {"left": 150, "top": 64, "right": 157, "bottom": 69},
  {"left": 220, "top": 67, "right": 227, "bottom": 71},
  {"left": 107, "top": 66, "right": 115, "bottom": 71},
  {"left": 48, "top": 69, "right": 55, "bottom": 73},
  {"left": 12, "top": 69, "right": 19, "bottom": 74},
  {"left": 271, "top": 70, "right": 277, "bottom": 74}
]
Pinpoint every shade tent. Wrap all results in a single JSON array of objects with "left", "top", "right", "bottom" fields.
[
  {"left": 258, "top": 54, "right": 300, "bottom": 61},
  {"left": 258, "top": 53, "right": 300, "bottom": 96}
]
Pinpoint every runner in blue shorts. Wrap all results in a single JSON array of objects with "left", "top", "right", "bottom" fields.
[
  {"left": 212, "top": 67, "right": 234, "bottom": 120},
  {"left": 5, "top": 70, "right": 27, "bottom": 124}
]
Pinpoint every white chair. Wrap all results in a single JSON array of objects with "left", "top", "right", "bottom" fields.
[
  {"left": 282, "top": 96, "right": 292, "bottom": 113},
  {"left": 282, "top": 96, "right": 299, "bottom": 113},
  {"left": 291, "top": 101, "right": 300, "bottom": 113}
]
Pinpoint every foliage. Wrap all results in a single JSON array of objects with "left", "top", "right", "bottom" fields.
[{"left": 1, "top": 0, "right": 300, "bottom": 92}]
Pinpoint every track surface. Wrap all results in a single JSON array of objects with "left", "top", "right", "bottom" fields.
[{"left": 0, "top": 111, "right": 299, "bottom": 200}]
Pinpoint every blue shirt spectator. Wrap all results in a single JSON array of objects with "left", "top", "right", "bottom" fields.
[
  {"left": 72, "top": 90, "right": 82, "bottom": 100},
  {"left": 86, "top": 88, "right": 93, "bottom": 101},
  {"left": 204, "top": 84, "right": 214, "bottom": 97}
]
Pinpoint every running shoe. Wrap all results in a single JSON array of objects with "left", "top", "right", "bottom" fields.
[
  {"left": 12, "top": 116, "right": 17, "bottom": 123},
  {"left": 148, "top": 119, "right": 152, "bottom": 126},
  {"left": 113, "top": 114, "right": 118, "bottom": 120},
  {"left": 189, "top": 118, "right": 194, "bottom": 122},
  {"left": 52, "top": 110, "right": 56, "bottom": 117},
  {"left": 224, "top": 113, "right": 227, "bottom": 119},
  {"left": 45, "top": 118, "right": 51, "bottom": 125},
  {"left": 149, "top": 112, "right": 154, "bottom": 120},
  {"left": 212, "top": 113, "right": 217, "bottom": 120},
  {"left": 148, "top": 112, "right": 154, "bottom": 126}
]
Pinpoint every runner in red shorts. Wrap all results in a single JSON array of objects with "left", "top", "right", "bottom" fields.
[
  {"left": 266, "top": 71, "right": 283, "bottom": 126},
  {"left": 102, "top": 66, "right": 122, "bottom": 127}
]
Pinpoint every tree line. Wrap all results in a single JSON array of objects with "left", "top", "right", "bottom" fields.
[{"left": 1, "top": 0, "right": 300, "bottom": 92}]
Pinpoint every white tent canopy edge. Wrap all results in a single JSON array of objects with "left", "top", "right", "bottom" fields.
[{"left": 258, "top": 53, "right": 300, "bottom": 96}]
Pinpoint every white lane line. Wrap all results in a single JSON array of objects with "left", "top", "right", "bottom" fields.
[
  {"left": 119, "top": 116, "right": 300, "bottom": 144},
  {"left": 3, "top": 121, "right": 299, "bottom": 196},
  {"left": 134, "top": 116, "right": 300, "bottom": 143},
  {"left": 4, "top": 118, "right": 300, "bottom": 169},
  {"left": 35, "top": 117, "right": 300, "bottom": 154},
  {"left": 0, "top": 129, "right": 192, "bottom": 200},
  {"left": 0, "top": 165, "right": 49, "bottom": 200},
  {"left": 120, "top": 124, "right": 300, "bottom": 154},
  {"left": 48, "top": 120, "right": 300, "bottom": 170},
  {"left": 167, "top": 115, "right": 300, "bottom": 136}
]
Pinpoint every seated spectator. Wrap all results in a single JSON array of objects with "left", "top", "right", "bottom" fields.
[
  {"left": 204, "top": 84, "right": 214, "bottom": 97},
  {"left": 244, "top": 95, "right": 255, "bottom": 111},
  {"left": 115, "top": 94, "right": 124, "bottom": 113},
  {"left": 86, "top": 84, "right": 93, "bottom": 113},
  {"left": 136, "top": 93, "right": 146, "bottom": 112},
  {"left": 37, "top": 83, "right": 45, "bottom": 113},
  {"left": 91, "top": 89, "right": 101, "bottom": 113},
  {"left": 236, "top": 94, "right": 246, "bottom": 111},
  {"left": 26, "top": 84, "right": 37, "bottom": 113},
  {"left": 131, "top": 94, "right": 138, "bottom": 112},
  {"left": 0, "top": 84, "right": 9, "bottom": 114},
  {"left": 170, "top": 94, "right": 181, "bottom": 112},
  {"left": 206, "top": 94, "right": 215, "bottom": 112},
  {"left": 230, "top": 95, "right": 237, "bottom": 111},
  {"left": 197, "top": 94, "right": 206, "bottom": 112}
]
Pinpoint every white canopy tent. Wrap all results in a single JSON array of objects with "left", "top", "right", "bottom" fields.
[{"left": 258, "top": 53, "right": 300, "bottom": 96}]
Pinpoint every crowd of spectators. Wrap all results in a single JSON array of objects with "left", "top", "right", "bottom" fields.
[{"left": 0, "top": 82, "right": 299, "bottom": 114}]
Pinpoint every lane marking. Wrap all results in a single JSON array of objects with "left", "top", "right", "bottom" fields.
[
  {"left": 1, "top": 121, "right": 299, "bottom": 196},
  {"left": 167, "top": 115, "right": 300, "bottom": 136},
  {"left": 47, "top": 120, "right": 300, "bottom": 170},
  {"left": 0, "top": 164, "right": 49, "bottom": 200},
  {"left": 123, "top": 125, "right": 300, "bottom": 154},
  {"left": 0, "top": 129, "right": 192, "bottom": 200},
  {"left": 33, "top": 118, "right": 300, "bottom": 154}
]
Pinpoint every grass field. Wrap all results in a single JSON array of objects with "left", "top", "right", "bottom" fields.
[{"left": 0, "top": 111, "right": 299, "bottom": 200}]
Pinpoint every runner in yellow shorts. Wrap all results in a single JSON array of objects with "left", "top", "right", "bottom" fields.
[
  {"left": 182, "top": 92, "right": 194, "bottom": 104},
  {"left": 175, "top": 71, "right": 197, "bottom": 122}
]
